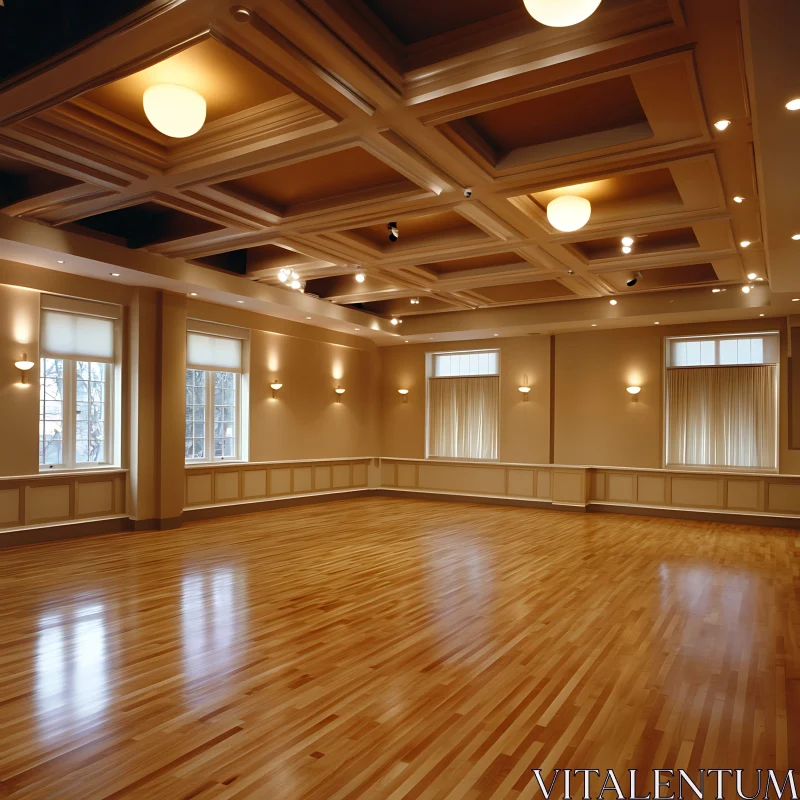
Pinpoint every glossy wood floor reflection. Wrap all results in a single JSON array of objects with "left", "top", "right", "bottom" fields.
[{"left": 0, "top": 499, "right": 798, "bottom": 799}]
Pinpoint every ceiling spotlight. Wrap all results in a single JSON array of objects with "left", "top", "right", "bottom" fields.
[
  {"left": 621, "top": 236, "right": 634, "bottom": 247},
  {"left": 278, "top": 269, "right": 289, "bottom": 283},
  {"left": 712, "top": 288, "right": 722, "bottom": 293},
  {"left": 410, "top": 297, "right": 420, "bottom": 305},
  {"left": 733, "top": 196, "right": 745, "bottom": 203},
  {"left": 622, "top": 246, "right": 632, "bottom": 254},
  {"left": 741, "top": 285, "right": 751, "bottom": 294},
  {"left": 786, "top": 99, "right": 800, "bottom": 111},
  {"left": 792, "top": 234, "right": 800, "bottom": 241},
  {"left": 388, "top": 222, "right": 399, "bottom": 243},
  {"left": 237, "top": 300, "right": 245, "bottom": 304},
  {"left": 110, "top": 272, "right": 120, "bottom": 277},
  {"left": 547, "top": 195, "right": 592, "bottom": 232},
  {"left": 760, "top": 313, "right": 765, "bottom": 317},
  {"left": 143, "top": 84, "right": 206, "bottom": 138},
  {"left": 626, "top": 272, "right": 643, "bottom": 287},
  {"left": 290, "top": 279, "right": 301, "bottom": 290},
  {"left": 189, "top": 292, "right": 198, "bottom": 297},
  {"left": 747, "top": 272, "right": 757, "bottom": 280},
  {"left": 390, "top": 318, "right": 399, "bottom": 326},
  {"left": 793, "top": 299, "right": 800, "bottom": 302},
  {"left": 714, "top": 119, "right": 731, "bottom": 131},
  {"left": 306, "top": 316, "right": 312, "bottom": 320},
  {"left": 609, "top": 299, "right": 617, "bottom": 305},
  {"left": 523, "top": 0, "right": 602, "bottom": 27},
  {"left": 654, "top": 321, "right": 660, "bottom": 325},
  {"left": 355, "top": 271, "right": 366, "bottom": 283},
  {"left": 57, "top": 259, "right": 64, "bottom": 264},
  {"left": 740, "top": 240, "right": 751, "bottom": 248}
]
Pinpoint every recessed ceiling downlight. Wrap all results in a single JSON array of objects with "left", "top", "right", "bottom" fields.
[
  {"left": 523, "top": 0, "right": 602, "bottom": 27},
  {"left": 143, "top": 84, "right": 206, "bottom": 138},
  {"left": 546, "top": 195, "right": 592, "bottom": 232}
]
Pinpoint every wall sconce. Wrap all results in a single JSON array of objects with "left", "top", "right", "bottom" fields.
[
  {"left": 518, "top": 386, "right": 531, "bottom": 401},
  {"left": 398, "top": 389, "right": 409, "bottom": 403},
  {"left": 270, "top": 381, "right": 283, "bottom": 399},
  {"left": 15, "top": 353, "right": 35, "bottom": 384},
  {"left": 335, "top": 387, "right": 346, "bottom": 403},
  {"left": 627, "top": 386, "right": 641, "bottom": 402}
]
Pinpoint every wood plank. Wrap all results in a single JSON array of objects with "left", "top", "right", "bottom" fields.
[{"left": 0, "top": 497, "right": 796, "bottom": 798}]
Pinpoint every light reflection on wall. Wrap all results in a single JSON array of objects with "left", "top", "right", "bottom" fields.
[
  {"left": 12, "top": 309, "right": 35, "bottom": 346},
  {"left": 34, "top": 603, "right": 109, "bottom": 740},
  {"left": 181, "top": 567, "right": 245, "bottom": 704}
]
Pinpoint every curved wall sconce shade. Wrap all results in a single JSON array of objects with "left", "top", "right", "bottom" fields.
[{"left": 15, "top": 353, "right": 35, "bottom": 384}]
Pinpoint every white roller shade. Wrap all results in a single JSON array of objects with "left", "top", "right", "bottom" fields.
[
  {"left": 41, "top": 310, "right": 115, "bottom": 361},
  {"left": 187, "top": 332, "right": 242, "bottom": 372}
]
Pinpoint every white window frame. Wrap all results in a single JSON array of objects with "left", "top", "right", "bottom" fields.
[
  {"left": 185, "top": 368, "right": 242, "bottom": 463},
  {"left": 663, "top": 332, "right": 780, "bottom": 472},
  {"left": 40, "top": 358, "right": 114, "bottom": 471},
  {"left": 39, "top": 298, "right": 121, "bottom": 473},
  {"left": 185, "top": 322, "right": 249, "bottom": 465},
  {"left": 425, "top": 348, "right": 501, "bottom": 460}
]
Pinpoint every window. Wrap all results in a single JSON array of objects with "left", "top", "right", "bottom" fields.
[
  {"left": 428, "top": 350, "right": 499, "bottom": 460},
  {"left": 185, "top": 327, "right": 246, "bottom": 462},
  {"left": 666, "top": 334, "right": 778, "bottom": 470},
  {"left": 39, "top": 304, "right": 118, "bottom": 470}
]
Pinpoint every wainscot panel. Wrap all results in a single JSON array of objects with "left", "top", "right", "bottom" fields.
[
  {"left": 184, "top": 459, "right": 374, "bottom": 511},
  {"left": 378, "top": 459, "right": 800, "bottom": 526},
  {"left": 0, "top": 470, "right": 128, "bottom": 535}
]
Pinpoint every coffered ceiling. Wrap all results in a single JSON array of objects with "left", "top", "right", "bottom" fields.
[{"left": 0, "top": 0, "right": 795, "bottom": 341}]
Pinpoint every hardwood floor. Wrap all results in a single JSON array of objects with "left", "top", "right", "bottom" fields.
[{"left": 0, "top": 498, "right": 798, "bottom": 799}]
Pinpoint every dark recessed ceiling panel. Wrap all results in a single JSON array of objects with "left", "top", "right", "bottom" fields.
[{"left": 70, "top": 202, "right": 223, "bottom": 248}]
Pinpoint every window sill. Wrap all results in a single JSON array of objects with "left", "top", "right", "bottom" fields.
[
  {"left": 425, "top": 456, "right": 500, "bottom": 463},
  {"left": 664, "top": 463, "right": 778, "bottom": 475},
  {"left": 185, "top": 460, "right": 246, "bottom": 468},
  {"left": 39, "top": 464, "right": 128, "bottom": 475},
  {"left": 31, "top": 466, "right": 127, "bottom": 478}
]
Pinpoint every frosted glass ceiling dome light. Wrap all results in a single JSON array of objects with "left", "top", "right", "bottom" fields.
[
  {"left": 546, "top": 195, "right": 592, "bottom": 232},
  {"left": 143, "top": 84, "right": 206, "bottom": 138},
  {"left": 523, "top": 0, "right": 602, "bottom": 27}
]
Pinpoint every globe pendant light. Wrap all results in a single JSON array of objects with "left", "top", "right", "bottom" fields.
[
  {"left": 143, "top": 84, "right": 207, "bottom": 138},
  {"left": 546, "top": 195, "right": 592, "bottom": 232},
  {"left": 523, "top": 0, "right": 602, "bottom": 27}
]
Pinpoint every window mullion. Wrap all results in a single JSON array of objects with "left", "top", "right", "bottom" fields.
[
  {"left": 64, "top": 359, "right": 76, "bottom": 469},
  {"left": 207, "top": 371, "right": 215, "bottom": 462}
]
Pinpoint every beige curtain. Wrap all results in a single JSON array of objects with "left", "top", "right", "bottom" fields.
[
  {"left": 429, "top": 376, "right": 499, "bottom": 459},
  {"left": 667, "top": 365, "right": 776, "bottom": 469}
]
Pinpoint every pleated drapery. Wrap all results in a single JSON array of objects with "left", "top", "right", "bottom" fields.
[
  {"left": 666, "top": 365, "right": 777, "bottom": 469},
  {"left": 428, "top": 376, "right": 499, "bottom": 459}
]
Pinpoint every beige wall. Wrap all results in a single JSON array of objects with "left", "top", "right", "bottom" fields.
[
  {"left": 2, "top": 259, "right": 799, "bottom": 531},
  {"left": 554, "top": 326, "right": 664, "bottom": 468},
  {"left": 554, "top": 317, "right": 799, "bottom": 473},
  {"left": 380, "top": 336, "right": 552, "bottom": 464},
  {"left": 0, "top": 282, "right": 40, "bottom": 477},
  {"left": 187, "top": 300, "right": 380, "bottom": 462},
  {"left": 0, "top": 266, "right": 380, "bottom": 525},
  {"left": 378, "top": 317, "right": 800, "bottom": 473}
]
